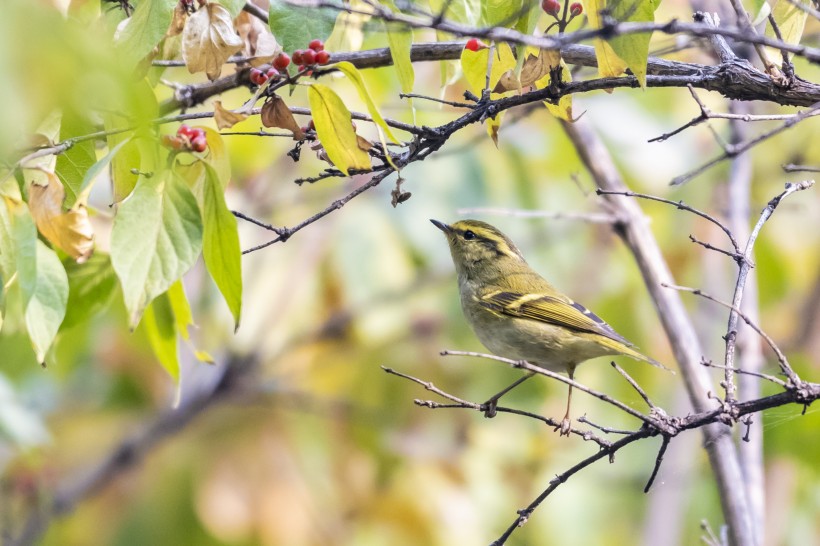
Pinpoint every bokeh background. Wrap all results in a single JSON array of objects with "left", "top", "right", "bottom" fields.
[{"left": 0, "top": 1, "right": 818, "bottom": 545}]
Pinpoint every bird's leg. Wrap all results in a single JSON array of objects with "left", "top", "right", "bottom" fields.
[
  {"left": 481, "top": 371, "right": 536, "bottom": 418},
  {"left": 557, "top": 366, "right": 576, "bottom": 436}
]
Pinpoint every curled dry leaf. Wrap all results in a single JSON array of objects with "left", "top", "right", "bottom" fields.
[
  {"left": 213, "top": 100, "right": 248, "bottom": 130},
  {"left": 167, "top": 3, "right": 188, "bottom": 37},
  {"left": 235, "top": 11, "right": 280, "bottom": 66},
  {"left": 310, "top": 141, "right": 332, "bottom": 167},
  {"left": 261, "top": 96, "right": 305, "bottom": 140},
  {"left": 28, "top": 171, "right": 94, "bottom": 263},
  {"left": 520, "top": 50, "right": 560, "bottom": 88},
  {"left": 356, "top": 135, "right": 372, "bottom": 152},
  {"left": 493, "top": 69, "right": 520, "bottom": 94},
  {"left": 182, "top": 3, "right": 244, "bottom": 80}
]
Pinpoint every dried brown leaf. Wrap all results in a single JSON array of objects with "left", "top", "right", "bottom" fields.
[
  {"left": 182, "top": 3, "right": 243, "bottom": 80},
  {"left": 356, "top": 135, "right": 372, "bottom": 152},
  {"left": 213, "top": 100, "right": 248, "bottom": 130},
  {"left": 520, "top": 50, "right": 560, "bottom": 88},
  {"left": 235, "top": 10, "right": 280, "bottom": 66},
  {"left": 261, "top": 96, "right": 304, "bottom": 140},
  {"left": 167, "top": 3, "right": 188, "bottom": 37},
  {"left": 28, "top": 172, "right": 94, "bottom": 263},
  {"left": 493, "top": 69, "right": 520, "bottom": 93}
]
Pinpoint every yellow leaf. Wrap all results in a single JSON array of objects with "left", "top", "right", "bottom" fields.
[
  {"left": 584, "top": 0, "right": 628, "bottom": 81},
  {"left": 307, "top": 84, "right": 371, "bottom": 175},
  {"left": 334, "top": 61, "right": 399, "bottom": 144},
  {"left": 531, "top": 49, "right": 573, "bottom": 121},
  {"left": 765, "top": 0, "right": 809, "bottom": 63},
  {"left": 213, "top": 100, "right": 248, "bottom": 130},
  {"left": 28, "top": 171, "right": 94, "bottom": 263},
  {"left": 182, "top": 3, "right": 244, "bottom": 80},
  {"left": 385, "top": 24, "right": 414, "bottom": 95},
  {"left": 460, "top": 42, "right": 517, "bottom": 96}
]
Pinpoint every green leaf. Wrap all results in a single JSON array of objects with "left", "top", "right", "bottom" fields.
[
  {"left": 141, "top": 290, "right": 179, "bottom": 381},
  {"left": 307, "top": 84, "right": 371, "bottom": 175},
  {"left": 217, "top": 0, "right": 247, "bottom": 18},
  {"left": 103, "top": 78, "right": 158, "bottom": 203},
  {"left": 55, "top": 111, "right": 97, "bottom": 208},
  {"left": 744, "top": 0, "right": 771, "bottom": 25},
  {"left": 111, "top": 170, "right": 203, "bottom": 328},
  {"left": 268, "top": 0, "right": 338, "bottom": 56},
  {"left": 765, "top": 0, "right": 809, "bottom": 62},
  {"left": 481, "top": 0, "right": 523, "bottom": 27},
  {"left": 384, "top": 25, "right": 415, "bottom": 96},
  {"left": 0, "top": 199, "right": 17, "bottom": 283},
  {"left": 167, "top": 280, "right": 194, "bottom": 340},
  {"left": 115, "top": 0, "right": 177, "bottom": 68},
  {"left": 608, "top": 0, "right": 658, "bottom": 87},
  {"left": 429, "top": 0, "right": 480, "bottom": 26},
  {"left": 77, "top": 137, "right": 133, "bottom": 203},
  {"left": 24, "top": 242, "right": 69, "bottom": 364},
  {"left": 199, "top": 127, "right": 231, "bottom": 188},
  {"left": 334, "top": 62, "right": 399, "bottom": 144},
  {"left": 201, "top": 163, "right": 242, "bottom": 329},
  {"left": 61, "top": 252, "right": 118, "bottom": 330}
]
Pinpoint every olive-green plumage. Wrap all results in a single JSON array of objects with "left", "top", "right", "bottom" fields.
[{"left": 431, "top": 219, "right": 664, "bottom": 433}]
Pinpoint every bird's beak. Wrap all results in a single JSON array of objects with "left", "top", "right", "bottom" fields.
[{"left": 430, "top": 219, "right": 451, "bottom": 233}]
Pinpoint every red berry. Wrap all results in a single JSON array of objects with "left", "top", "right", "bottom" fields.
[
  {"left": 292, "top": 50, "right": 304, "bottom": 65},
  {"left": 191, "top": 136, "right": 207, "bottom": 153},
  {"left": 177, "top": 124, "right": 194, "bottom": 139},
  {"left": 570, "top": 2, "right": 583, "bottom": 16},
  {"left": 314, "top": 50, "right": 330, "bottom": 65},
  {"left": 542, "top": 0, "right": 561, "bottom": 16},
  {"left": 301, "top": 49, "right": 316, "bottom": 65},
  {"left": 308, "top": 39, "right": 324, "bottom": 52},
  {"left": 249, "top": 68, "right": 264, "bottom": 85},
  {"left": 465, "top": 38, "right": 480, "bottom": 52},
  {"left": 193, "top": 127, "right": 206, "bottom": 139},
  {"left": 273, "top": 52, "right": 290, "bottom": 70},
  {"left": 266, "top": 67, "right": 280, "bottom": 79}
]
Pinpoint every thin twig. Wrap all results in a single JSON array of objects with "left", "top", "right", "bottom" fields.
[
  {"left": 596, "top": 189, "right": 741, "bottom": 253},
  {"left": 455, "top": 207, "right": 620, "bottom": 224},
  {"left": 662, "top": 282, "right": 799, "bottom": 384},
  {"left": 611, "top": 362, "right": 656, "bottom": 409},
  {"left": 670, "top": 104, "right": 820, "bottom": 186},
  {"left": 643, "top": 436, "right": 671, "bottom": 493}
]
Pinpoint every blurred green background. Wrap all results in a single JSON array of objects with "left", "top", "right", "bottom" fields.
[{"left": 1, "top": 1, "right": 818, "bottom": 545}]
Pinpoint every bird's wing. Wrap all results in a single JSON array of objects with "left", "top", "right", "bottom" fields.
[{"left": 477, "top": 290, "right": 633, "bottom": 346}]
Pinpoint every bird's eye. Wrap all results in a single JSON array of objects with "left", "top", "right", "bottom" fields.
[{"left": 463, "top": 230, "right": 476, "bottom": 240}]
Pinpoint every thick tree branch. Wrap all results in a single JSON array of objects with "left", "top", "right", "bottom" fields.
[{"left": 563, "top": 117, "right": 756, "bottom": 546}]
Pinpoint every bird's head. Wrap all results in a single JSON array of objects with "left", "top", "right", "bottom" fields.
[{"left": 430, "top": 219, "right": 526, "bottom": 281}]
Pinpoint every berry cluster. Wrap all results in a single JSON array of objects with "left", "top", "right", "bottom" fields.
[
  {"left": 249, "top": 52, "right": 292, "bottom": 86},
  {"left": 162, "top": 124, "right": 208, "bottom": 153},
  {"left": 291, "top": 39, "right": 331, "bottom": 70},
  {"left": 541, "top": 0, "right": 583, "bottom": 18}
]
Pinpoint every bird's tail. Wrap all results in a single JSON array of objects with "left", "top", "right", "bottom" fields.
[{"left": 600, "top": 337, "right": 674, "bottom": 373}]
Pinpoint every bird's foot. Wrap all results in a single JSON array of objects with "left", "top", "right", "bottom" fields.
[{"left": 481, "top": 398, "right": 498, "bottom": 418}]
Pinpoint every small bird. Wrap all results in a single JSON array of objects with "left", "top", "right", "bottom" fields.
[{"left": 431, "top": 219, "right": 665, "bottom": 435}]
